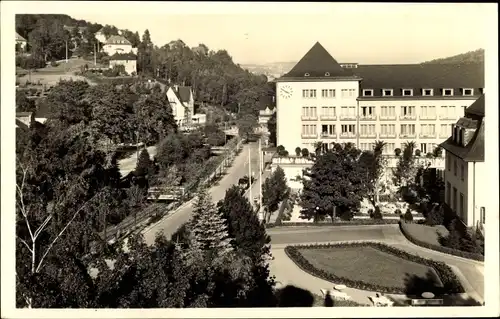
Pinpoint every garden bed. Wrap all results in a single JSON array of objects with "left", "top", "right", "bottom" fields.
[
  {"left": 285, "top": 242, "right": 465, "bottom": 296},
  {"left": 266, "top": 219, "right": 400, "bottom": 228},
  {"left": 399, "top": 222, "right": 484, "bottom": 261}
]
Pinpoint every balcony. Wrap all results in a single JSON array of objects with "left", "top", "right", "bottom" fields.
[
  {"left": 339, "top": 133, "right": 356, "bottom": 139},
  {"left": 399, "top": 115, "right": 417, "bottom": 120},
  {"left": 439, "top": 114, "right": 456, "bottom": 120},
  {"left": 400, "top": 133, "right": 416, "bottom": 138},
  {"left": 359, "top": 133, "right": 377, "bottom": 139},
  {"left": 301, "top": 116, "right": 318, "bottom": 121},
  {"left": 379, "top": 133, "right": 397, "bottom": 138},
  {"left": 384, "top": 155, "right": 445, "bottom": 169},
  {"left": 379, "top": 115, "right": 397, "bottom": 121},
  {"left": 419, "top": 133, "right": 437, "bottom": 139},
  {"left": 301, "top": 133, "right": 318, "bottom": 139},
  {"left": 320, "top": 115, "right": 337, "bottom": 121},
  {"left": 339, "top": 115, "right": 357, "bottom": 120},
  {"left": 359, "top": 114, "right": 377, "bottom": 121},
  {"left": 320, "top": 133, "right": 337, "bottom": 139},
  {"left": 419, "top": 115, "right": 437, "bottom": 120}
]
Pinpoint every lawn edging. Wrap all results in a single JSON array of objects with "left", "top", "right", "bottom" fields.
[
  {"left": 398, "top": 221, "right": 484, "bottom": 262},
  {"left": 284, "top": 241, "right": 465, "bottom": 295},
  {"left": 265, "top": 219, "right": 399, "bottom": 228}
]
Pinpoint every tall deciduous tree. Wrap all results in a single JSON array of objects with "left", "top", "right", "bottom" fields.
[
  {"left": 262, "top": 166, "right": 290, "bottom": 213},
  {"left": 237, "top": 113, "right": 257, "bottom": 140},
  {"left": 393, "top": 141, "right": 418, "bottom": 187},
  {"left": 300, "top": 143, "right": 367, "bottom": 222}
]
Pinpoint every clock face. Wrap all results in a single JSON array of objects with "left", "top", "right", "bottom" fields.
[{"left": 279, "top": 85, "right": 293, "bottom": 99}]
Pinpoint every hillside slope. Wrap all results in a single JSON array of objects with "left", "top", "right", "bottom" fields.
[{"left": 421, "top": 49, "right": 484, "bottom": 64}]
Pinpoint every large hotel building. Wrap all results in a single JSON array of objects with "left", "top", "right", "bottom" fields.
[{"left": 275, "top": 42, "right": 484, "bottom": 156}]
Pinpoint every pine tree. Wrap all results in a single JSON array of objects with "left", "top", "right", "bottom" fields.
[{"left": 189, "top": 186, "right": 233, "bottom": 258}]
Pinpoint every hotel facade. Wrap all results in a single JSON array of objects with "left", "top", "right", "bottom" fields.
[{"left": 275, "top": 42, "right": 484, "bottom": 158}]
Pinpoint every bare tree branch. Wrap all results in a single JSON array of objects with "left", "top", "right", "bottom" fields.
[
  {"left": 33, "top": 214, "right": 53, "bottom": 240},
  {"left": 35, "top": 191, "right": 103, "bottom": 273},
  {"left": 17, "top": 236, "right": 33, "bottom": 253},
  {"left": 16, "top": 166, "right": 35, "bottom": 241}
]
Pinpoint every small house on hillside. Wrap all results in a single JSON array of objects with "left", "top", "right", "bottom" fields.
[
  {"left": 103, "top": 35, "right": 138, "bottom": 56},
  {"left": 258, "top": 95, "right": 276, "bottom": 134},
  {"left": 15, "top": 32, "right": 27, "bottom": 52},
  {"left": 95, "top": 27, "right": 107, "bottom": 44},
  {"left": 109, "top": 53, "right": 137, "bottom": 75},
  {"left": 16, "top": 112, "right": 34, "bottom": 129},
  {"left": 166, "top": 85, "right": 195, "bottom": 127}
]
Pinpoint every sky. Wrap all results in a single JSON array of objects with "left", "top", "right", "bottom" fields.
[{"left": 13, "top": 2, "right": 497, "bottom": 65}]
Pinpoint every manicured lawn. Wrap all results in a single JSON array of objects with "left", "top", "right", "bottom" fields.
[
  {"left": 298, "top": 246, "right": 443, "bottom": 291},
  {"left": 402, "top": 223, "right": 449, "bottom": 247}
]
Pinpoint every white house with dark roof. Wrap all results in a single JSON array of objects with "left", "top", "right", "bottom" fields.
[
  {"left": 258, "top": 95, "right": 276, "bottom": 134},
  {"left": 440, "top": 95, "right": 486, "bottom": 231},
  {"left": 103, "top": 35, "right": 137, "bottom": 56},
  {"left": 166, "top": 85, "right": 194, "bottom": 127},
  {"left": 275, "top": 41, "right": 484, "bottom": 156},
  {"left": 16, "top": 32, "right": 27, "bottom": 51},
  {"left": 109, "top": 53, "right": 137, "bottom": 75},
  {"left": 95, "top": 27, "right": 107, "bottom": 44}
]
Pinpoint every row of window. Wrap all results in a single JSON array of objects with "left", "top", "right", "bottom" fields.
[
  {"left": 304, "top": 141, "right": 439, "bottom": 155},
  {"left": 447, "top": 153, "right": 466, "bottom": 182},
  {"left": 362, "top": 88, "right": 478, "bottom": 97},
  {"left": 301, "top": 105, "right": 466, "bottom": 119},
  {"left": 301, "top": 123, "right": 454, "bottom": 137},
  {"left": 446, "top": 182, "right": 465, "bottom": 221},
  {"left": 302, "top": 89, "right": 356, "bottom": 99}
]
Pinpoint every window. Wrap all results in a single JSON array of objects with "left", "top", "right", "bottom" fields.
[
  {"left": 420, "top": 106, "right": 436, "bottom": 118},
  {"left": 461, "top": 105, "right": 466, "bottom": 116},
  {"left": 402, "top": 89, "right": 413, "bottom": 96},
  {"left": 443, "top": 88, "right": 453, "bottom": 96},
  {"left": 321, "top": 124, "right": 335, "bottom": 136},
  {"left": 302, "top": 106, "right": 317, "bottom": 118},
  {"left": 446, "top": 182, "right": 451, "bottom": 204},
  {"left": 462, "top": 88, "right": 473, "bottom": 96},
  {"left": 341, "top": 89, "right": 356, "bottom": 98},
  {"left": 440, "top": 124, "right": 449, "bottom": 137},
  {"left": 360, "top": 124, "right": 375, "bottom": 136},
  {"left": 420, "top": 143, "right": 427, "bottom": 154},
  {"left": 461, "top": 164, "right": 464, "bottom": 181},
  {"left": 361, "top": 106, "right": 375, "bottom": 117},
  {"left": 452, "top": 187, "right": 457, "bottom": 211},
  {"left": 321, "top": 89, "right": 335, "bottom": 98},
  {"left": 304, "top": 73, "right": 310, "bottom": 77},
  {"left": 385, "top": 143, "right": 395, "bottom": 154},
  {"left": 321, "top": 106, "right": 336, "bottom": 118},
  {"left": 363, "top": 89, "right": 373, "bottom": 97},
  {"left": 480, "top": 207, "right": 485, "bottom": 224},
  {"left": 302, "top": 89, "right": 317, "bottom": 98},
  {"left": 420, "top": 124, "right": 435, "bottom": 136},
  {"left": 381, "top": 124, "right": 395, "bottom": 136},
  {"left": 302, "top": 124, "right": 317, "bottom": 136},
  {"left": 460, "top": 193, "right": 464, "bottom": 219},
  {"left": 453, "top": 158, "right": 457, "bottom": 176},
  {"left": 325, "top": 72, "right": 330, "bottom": 76},
  {"left": 383, "top": 89, "right": 393, "bottom": 97},
  {"left": 423, "top": 89, "right": 434, "bottom": 96},
  {"left": 401, "top": 106, "right": 415, "bottom": 117},
  {"left": 400, "top": 124, "right": 415, "bottom": 136},
  {"left": 340, "top": 106, "right": 356, "bottom": 118},
  {"left": 341, "top": 124, "right": 356, "bottom": 135},
  {"left": 380, "top": 106, "right": 396, "bottom": 118}
]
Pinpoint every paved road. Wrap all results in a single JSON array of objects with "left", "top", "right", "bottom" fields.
[
  {"left": 142, "top": 142, "right": 261, "bottom": 244},
  {"left": 267, "top": 225, "right": 484, "bottom": 303}
]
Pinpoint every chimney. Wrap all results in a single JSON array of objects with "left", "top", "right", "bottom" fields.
[{"left": 174, "top": 84, "right": 178, "bottom": 91}]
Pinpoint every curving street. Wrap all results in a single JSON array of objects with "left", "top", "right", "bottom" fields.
[{"left": 267, "top": 225, "right": 484, "bottom": 304}]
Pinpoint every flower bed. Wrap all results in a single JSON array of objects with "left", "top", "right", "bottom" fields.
[
  {"left": 285, "top": 242, "right": 465, "bottom": 295},
  {"left": 265, "top": 219, "right": 400, "bottom": 228},
  {"left": 399, "top": 221, "right": 484, "bottom": 261}
]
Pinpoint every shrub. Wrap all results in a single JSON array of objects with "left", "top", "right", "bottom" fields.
[
  {"left": 395, "top": 208, "right": 402, "bottom": 216},
  {"left": 301, "top": 148, "right": 309, "bottom": 157},
  {"left": 266, "top": 219, "right": 400, "bottom": 228},
  {"left": 425, "top": 205, "right": 445, "bottom": 226},
  {"left": 368, "top": 208, "right": 374, "bottom": 217},
  {"left": 50, "top": 61, "right": 59, "bottom": 67},
  {"left": 295, "top": 147, "right": 302, "bottom": 156},
  {"left": 415, "top": 149, "right": 421, "bottom": 157},
  {"left": 426, "top": 152, "right": 433, "bottom": 159},
  {"left": 285, "top": 242, "right": 465, "bottom": 295},
  {"left": 399, "top": 222, "right": 484, "bottom": 261},
  {"left": 394, "top": 148, "right": 402, "bottom": 156},
  {"left": 404, "top": 208, "right": 414, "bottom": 222},
  {"left": 372, "top": 206, "right": 383, "bottom": 220}
]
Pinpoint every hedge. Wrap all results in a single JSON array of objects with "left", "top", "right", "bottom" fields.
[
  {"left": 265, "top": 219, "right": 400, "bottom": 228},
  {"left": 285, "top": 242, "right": 465, "bottom": 295},
  {"left": 399, "top": 221, "right": 484, "bottom": 262}
]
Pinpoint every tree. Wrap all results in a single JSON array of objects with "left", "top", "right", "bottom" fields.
[
  {"left": 267, "top": 112, "right": 276, "bottom": 146},
  {"left": 135, "top": 148, "right": 154, "bottom": 177},
  {"left": 393, "top": 141, "right": 418, "bottom": 187},
  {"left": 300, "top": 143, "right": 367, "bottom": 222},
  {"left": 301, "top": 148, "right": 309, "bottom": 157},
  {"left": 204, "top": 124, "right": 226, "bottom": 147},
  {"left": 425, "top": 204, "right": 445, "bottom": 226},
  {"left": 155, "top": 134, "right": 185, "bottom": 169},
  {"left": 432, "top": 146, "right": 443, "bottom": 158},
  {"left": 295, "top": 147, "right": 301, "bottom": 156},
  {"left": 237, "top": 113, "right": 257, "bottom": 140},
  {"left": 16, "top": 91, "right": 37, "bottom": 113},
  {"left": 46, "top": 80, "right": 92, "bottom": 127},
  {"left": 262, "top": 166, "right": 290, "bottom": 213}
]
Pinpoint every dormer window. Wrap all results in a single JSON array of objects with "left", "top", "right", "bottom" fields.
[
  {"left": 382, "top": 89, "right": 393, "bottom": 97},
  {"left": 325, "top": 72, "right": 330, "bottom": 76},
  {"left": 462, "top": 88, "right": 474, "bottom": 96},
  {"left": 422, "top": 89, "right": 433, "bottom": 96},
  {"left": 304, "top": 73, "right": 310, "bottom": 77},
  {"left": 443, "top": 88, "right": 453, "bottom": 96},
  {"left": 402, "top": 89, "right": 413, "bottom": 96},
  {"left": 363, "top": 89, "right": 373, "bottom": 97}
]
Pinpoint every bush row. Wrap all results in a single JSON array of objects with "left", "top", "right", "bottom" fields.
[
  {"left": 285, "top": 242, "right": 465, "bottom": 295},
  {"left": 399, "top": 221, "right": 484, "bottom": 262},
  {"left": 265, "top": 219, "right": 400, "bottom": 228}
]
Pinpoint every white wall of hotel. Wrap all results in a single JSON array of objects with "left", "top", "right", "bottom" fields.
[
  {"left": 109, "top": 59, "right": 137, "bottom": 75},
  {"left": 444, "top": 152, "right": 486, "bottom": 228},
  {"left": 270, "top": 154, "right": 445, "bottom": 191},
  {"left": 276, "top": 78, "right": 477, "bottom": 155},
  {"left": 103, "top": 44, "right": 133, "bottom": 56}
]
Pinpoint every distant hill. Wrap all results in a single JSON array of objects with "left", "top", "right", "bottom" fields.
[
  {"left": 241, "top": 61, "right": 296, "bottom": 78},
  {"left": 421, "top": 49, "right": 484, "bottom": 65}
]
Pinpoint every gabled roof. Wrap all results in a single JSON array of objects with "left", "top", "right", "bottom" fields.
[
  {"left": 355, "top": 63, "right": 484, "bottom": 97},
  {"left": 110, "top": 52, "right": 137, "bottom": 61},
  {"left": 106, "top": 35, "right": 131, "bottom": 45},
  {"left": 257, "top": 95, "right": 275, "bottom": 111},
  {"left": 282, "top": 42, "right": 355, "bottom": 79},
  {"left": 440, "top": 120, "right": 484, "bottom": 162},
  {"left": 15, "top": 32, "right": 26, "bottom": 42},
  {"left": 168, "top": 86, "right": 192, "bottom": 105},
  {"left": 465, "top": 94, "right": 485, "bottom": 117}
]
